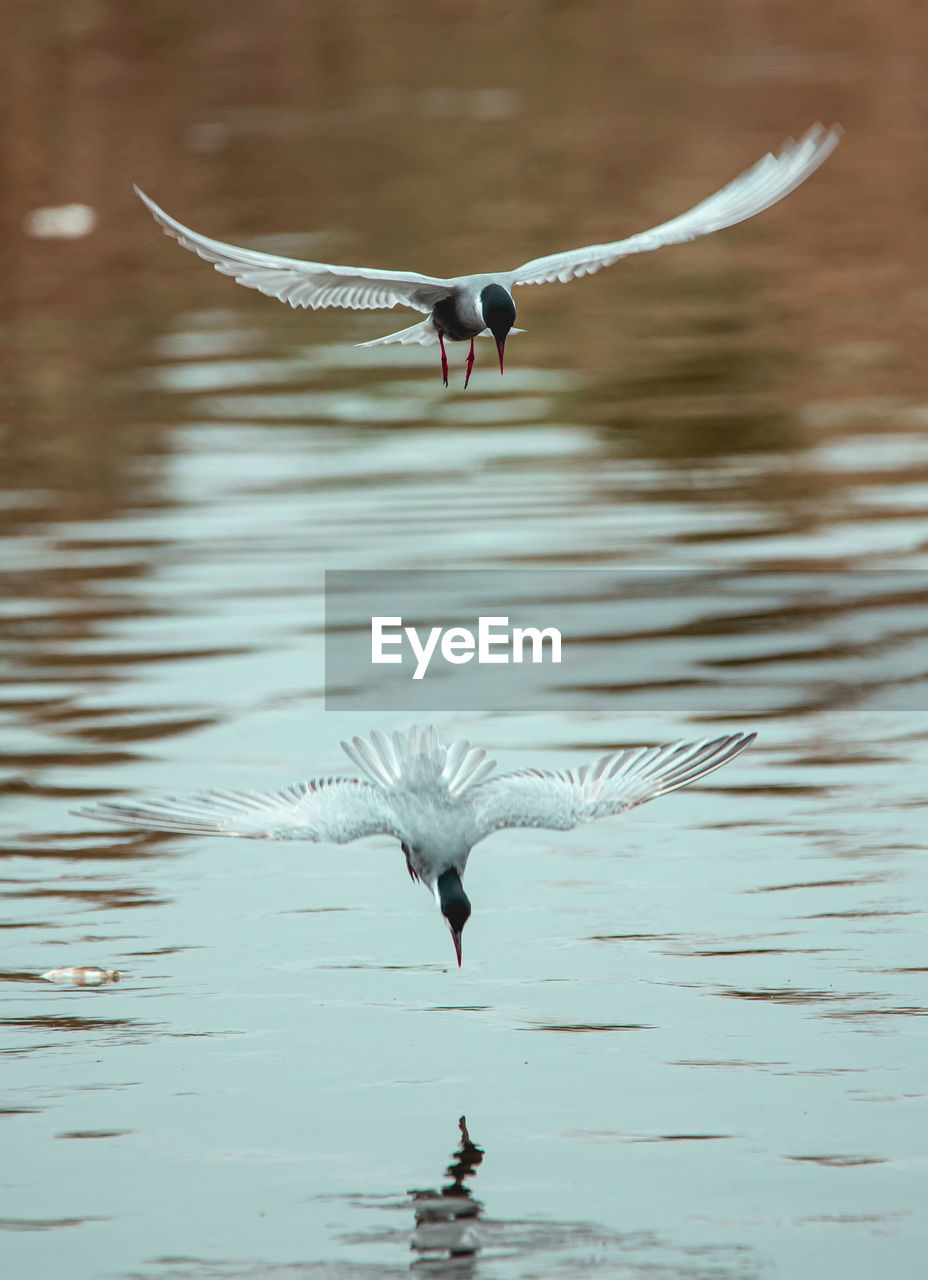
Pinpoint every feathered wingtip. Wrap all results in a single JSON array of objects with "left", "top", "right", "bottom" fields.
[{"left": 340, "top": 725, "right": 496, "bottom": 796}]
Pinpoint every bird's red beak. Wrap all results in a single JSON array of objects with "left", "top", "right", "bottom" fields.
[
  {"left": 496, "top": 338, "right": 505, "bottom": 375},
  {"left": 451, "top": 930, "right": 463, "bottom": 967}
]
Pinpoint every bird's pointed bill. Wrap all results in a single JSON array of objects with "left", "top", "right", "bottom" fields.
[
  {"left": 496, "top": 338, "right": 505, "bottom": 375},
  {"left": 451, "top": 929, "right": 463, "bottom": 967}
]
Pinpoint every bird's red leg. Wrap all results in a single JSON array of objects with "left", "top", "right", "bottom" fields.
[
  {"left": 438, "top": 331, "right": 449, "bottom": 387},
  {"left": 463, "top": 338, "right": 476, "bottom": 389}
]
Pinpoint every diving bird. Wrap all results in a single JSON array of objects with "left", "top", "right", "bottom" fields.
[
  {"left": 76, "top": 725, "right": 755, "bottom": 966},
  {"left": 134, "top": 123, "right": 839, "bottom": 388}
]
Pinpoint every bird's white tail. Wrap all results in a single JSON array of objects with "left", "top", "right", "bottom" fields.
[
  {"left": 357, "top": 319, "right": 439, "bottom": 347},
  {"left": 341, "top": 726, "right": 496, "bottom": 797},
  {"left": 358, "top": 322, "right": 526, "bottom": 348}
]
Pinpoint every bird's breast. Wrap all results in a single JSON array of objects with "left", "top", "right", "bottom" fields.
[{"left": 431, "top": 293, "right": 483, "bottom": 342}]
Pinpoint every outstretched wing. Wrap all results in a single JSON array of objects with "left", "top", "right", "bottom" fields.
[
  {"left": 472, "top": 733, "right": 755, "bottom": 838},
  {"left": 503, "top": 124, "right": 840, "bottom": 287},
  {"left": 134, "top": 187, "right": 453, "bottom": 313},
  {"left": 76, "top": 776, "right": 401, "bottom": 843}
]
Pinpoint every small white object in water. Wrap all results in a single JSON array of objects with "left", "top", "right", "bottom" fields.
[
  {"left": 24, "top": 204, "right": 97, "bottom": 239},
  {"left": 41, "top": 966, "right": 122, "bottom": 986}
]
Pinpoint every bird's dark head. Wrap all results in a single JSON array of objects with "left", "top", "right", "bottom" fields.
[
  {"left": 437, "top": 867, "right": 471, "bottom": 967},
  {"left": 480, "top": 284, "right": 516, "bottom": 375}
]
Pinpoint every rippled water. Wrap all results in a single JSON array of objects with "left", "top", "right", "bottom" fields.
[{"left": 3, "top": 4, "right": 928, "bottom": 1278}]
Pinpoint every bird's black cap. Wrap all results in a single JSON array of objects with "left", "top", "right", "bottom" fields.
[
  {"left": 480, "top": 284, "right": 516, "bottom": 344},
  {"left": 437, "top": 868, "right": 471, "bottom": 966}
]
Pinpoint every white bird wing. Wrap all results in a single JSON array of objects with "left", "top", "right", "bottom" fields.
[
  {"left": 472, "top": 733, "right": 755, "bottom": 838},
  {"left": 76, "top": 776, "right": 401, "bottom": 843},
  {"left": 503, "top": 124, "right": 840, "bottom": 287},
  {"left": 134, "top": 186, "right": 453, "bottom": 313}
]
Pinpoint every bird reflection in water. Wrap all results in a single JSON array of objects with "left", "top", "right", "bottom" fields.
[{"left": 407, "top": 1116, "right": 484, "bottom": 1271}]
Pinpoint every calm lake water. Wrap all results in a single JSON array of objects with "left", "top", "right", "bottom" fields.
[{"left": 2, "top": 4, "right": 927, "bottom": 1278}]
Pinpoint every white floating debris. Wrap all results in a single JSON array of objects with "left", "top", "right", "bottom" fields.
[
  {"left": 24, "top": 204, "right": 97, "bottom": 240},
  {"left": 41, "top": 966, "right": 122, "bottom": 986}
]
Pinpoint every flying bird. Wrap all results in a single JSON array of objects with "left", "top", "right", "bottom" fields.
[
  {"left": 77, "top": 725, "right": 755, "bottom": 966},
  {"left": 135, "top": 123, "right": 839, "bottom": 388}
]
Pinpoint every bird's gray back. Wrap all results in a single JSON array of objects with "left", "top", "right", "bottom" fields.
[{"left": 389, "top": 790, "right": 480, "bottom": 876}]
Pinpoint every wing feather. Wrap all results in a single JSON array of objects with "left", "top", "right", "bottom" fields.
[
  {"left": 472, "top": 733, "right": 755, "bottom": 837},
  {"left": 75, "top": 776, "right": 401, "bottom": 843},
  {"left": 134, "top": 187, "right": 452, "bottom": 313},
  {"left": 504, "top": 125, "right": 840, "bottom": 287}
]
